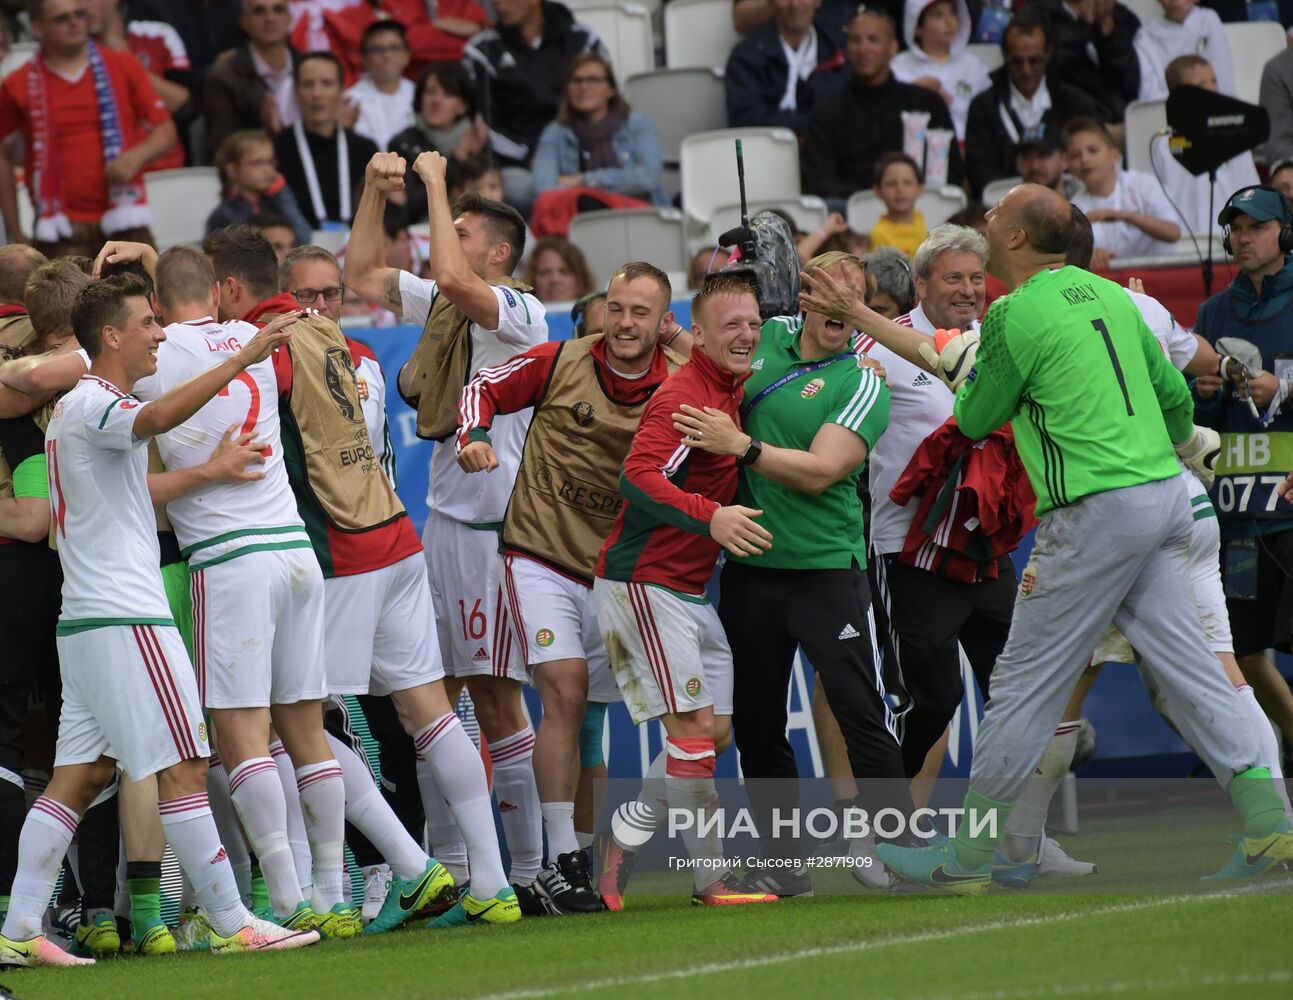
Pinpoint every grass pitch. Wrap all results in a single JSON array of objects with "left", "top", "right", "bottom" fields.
[{"left": 5, "top": 813, "right": 1292, "bottom": 1000}]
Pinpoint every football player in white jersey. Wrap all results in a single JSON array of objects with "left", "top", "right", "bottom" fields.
[
  {"left": 346, "top": 151, "right": 548, "bottom": 900},
  {"left": 134, "top": 246, "right": 355, "bottom": 937},
  {"left": 0, "top": 274, "right": 318, "bottom": 967},
  {"left": 279, "top": 244, "right": 427, "bottom": 922}
]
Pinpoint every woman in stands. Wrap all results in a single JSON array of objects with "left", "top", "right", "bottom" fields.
[
  {"left": 524, "top": 237, "right": 595, "bottom": 304},
  {"left": 531, "top": 53, "right": 668, "bottom": 207},
  {"left": 388, "top": 62, "right": 488, "bottom": 222}
]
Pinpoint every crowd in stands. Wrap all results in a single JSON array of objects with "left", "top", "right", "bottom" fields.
[{"left": 1, "top": 0, "right": 1293, "bottom": 311}]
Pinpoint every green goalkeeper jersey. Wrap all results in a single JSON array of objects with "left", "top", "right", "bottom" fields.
[{"left": 954, "top": 266, "right": 1193, "bottom": 515}]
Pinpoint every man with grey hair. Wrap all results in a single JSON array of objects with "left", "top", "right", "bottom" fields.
[
  {"left": 861, "top": 248, "right": 915, "bottom": 319},
  {"left": 857, "top": 223, "right": 1004, "bottom": 780}
]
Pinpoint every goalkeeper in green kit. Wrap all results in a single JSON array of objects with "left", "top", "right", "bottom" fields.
[{"left": 802, "top": 183, "right": 1293, "bottom": 892}]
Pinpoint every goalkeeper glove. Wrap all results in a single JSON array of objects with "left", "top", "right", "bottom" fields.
[
  {"left": 1175, "top": 426, "right": 1221, "bottom": 489},
  {"left": 917, "top": 328, "right": 980, "bottom": 391}
]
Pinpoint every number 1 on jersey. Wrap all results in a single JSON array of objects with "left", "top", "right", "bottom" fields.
[
  {"left": 1091, "top": 318, "right": 1134, "bottom": 416},
  {"left": 218, "top": 371, "right": 270, "bottom": 456}
]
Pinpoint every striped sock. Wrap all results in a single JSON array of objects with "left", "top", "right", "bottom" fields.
[
  {"left": 160, "top": 793, "right": 250, "bottom": 937},
  {"left": 295, "top": 759, "right": 345, "bottom": 910},
  {"left": 489, "top": 727, "right": 542, "bottom": 885},
  {"left": 228, "top": 757, "right": 299, "bottom": 918},
  {"left": 415, "top": 713, "right": 508, "bottom": 897},
  {"left": 2, "top": 796, "right": 77, "bottom": 940},
  {"left": 271, "top": 741, "right": 314, "bottom": 900}
]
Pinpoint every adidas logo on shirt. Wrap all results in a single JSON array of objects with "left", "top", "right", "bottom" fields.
[
  {"left": 912, "top": 373, "right": 934, "bottom": 387},
  {"left": 750, "top": 358, "right": 765, "bottom": 370},
  {"left": 837, "top": 623, "right": 860, "bottom": 640},
  {"left": 472, "top": 647, "right": 489, "bottom": 663}
]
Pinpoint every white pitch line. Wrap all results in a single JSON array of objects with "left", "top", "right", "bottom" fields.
[
  {"left": 886, "top": 969, "right": 1293, "bottom": 1000},
  {"left": 476, "top": 881, "right": 1293, "bottom": 1000}
]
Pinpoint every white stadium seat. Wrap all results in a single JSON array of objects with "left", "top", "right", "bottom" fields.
[
  {"left": 625, "top": 68, "right": 727, "bottom": 165},
  {"left": 966, "top": 42, "right": 1003, "bottom": 75},
  {"left": 664, "top": 0, "right": 739, "bottom": 70},
  {"left": 1224, "top": 21, "right": 1287, "bottom": 105},
  {"left": 981, "top": 175, "right": 1022, "bottom": 208},
  {"left": 1120, "top": 0, "right": 1162, "bottom": 26},
  {"left": 705, "top": 196, "right": 830, "bottom": 246},
  {"left": 574, "top": 3, "right": 655, "bottom": 82},
  {"left": 144, "top": 167, "right": 222, "bottom": 249},
  {"left": 847, "top": 186, "right": 968, "bottom": 236},
  {"left": 566, "top": 207, "right": 688, "bottom": 289},
  {"left": 679, "top": 127, "right": 800, "bottom": 235}
]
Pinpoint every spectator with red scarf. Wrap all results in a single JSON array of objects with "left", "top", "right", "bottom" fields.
[{"left": 0, "top": 0, "right": 177, "bottom": 258}]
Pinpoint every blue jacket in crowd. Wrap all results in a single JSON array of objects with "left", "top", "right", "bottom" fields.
[{"left": 531, "top": 111, "right": 668, "bottom": 207}]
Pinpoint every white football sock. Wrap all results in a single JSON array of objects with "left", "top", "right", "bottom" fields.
[
  {"left": 1237, "top": 685, "right": 1293, "bottom": 822},
  {"left": 612, "top": 750, "right": 668, "bottom": 853},
  {"left": 325, "top": 732, "right": 428, "bottom": 881},
  {"left": 489, "top": 726, "right": 542, "bottom": 885},
  {"left": 1002, "top": 721, "right": 1080, "bottom": 861},
  {"left": 206, "top": 756, "right": 251, "bottom": 900},
  {"left": 294, "top": 759, "right": 346, "bottom": 911},
  {"left": 270, "top": 741, "right": 314, "bottom": 900},
  {"left": 227, "top": 757, "right": 300, "bottom": 917},
  {"left": 664, "top": 738, "right": 724, "bottom": 891},
  {"left": 2, "top": 797, "right": 77, "bottom": 940},
  {"left": 540, "top": 801, "right": 579, "bottom": 859},
  {"left": 158, "top": 793, "right": 250, "bottom": 938},
  {"left": 415, "top": 713, "right": 507, "bottom": 897},
  {"left": 412, "top": 749, "right": 468, "bottom": 885}
]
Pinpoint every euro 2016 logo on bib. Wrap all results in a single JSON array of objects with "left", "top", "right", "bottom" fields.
[
  {"left": 685, "top": 676, "right": 702, "bottom": 697},
  {"left": 801, "top": 377, "right": 826, "bottom": 399},
  {"left": 535, "top": 628, "right": 555, "bottom": 648},
  {"left": 324, "top": 346, "right": 362, "bottom": 422},
  {"left": 571, "top": 401, "right": 595, "bottom": 427}
]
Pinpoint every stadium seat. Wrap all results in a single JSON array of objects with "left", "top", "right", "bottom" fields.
[
  {"left": 981, "top": 175, "right": 1022, "bottom": 207},
  {"left": 965, "top": 42, "right": 1003, "bottom": 75},
  {"left": 144, "top": 167, "right": 222, "bottom": 249},
  {"left": 1119, "top": 0, "right": 1162, "bottom": 26},
  {"left": 920, "top": 186, "right": 968, "bottom": 227},
  {"left": 1124, "top": 99, "right": 1167, "bottom": 176},
  {"left": 566, "top": 207, "right": 688, "bottom": 288},
  {"left": 626, "top": 67, "right": 726, "bottom": 199},
  {"left": 847, "top": 186, "right": 968, "bottom": 235},
  {"left": 310, "top": 228, "right": 349, "bottom": 254},
  {"left": 625, "top": 68, "right": 726, "bottom": 165},
  {"left": 664, "top": 0, "right": 739, "bottom": 70},
  {"left": 705, "top": 196, "right": 830, "bottom": 246},
  {"left": 679, "top": 127, "right": 800, "bottom": 239},
  {"left": 572, "top": 3, "right": 655, "bottom": 81},
  {"left": 0, "top": 41, "right": 35, "bottom": 81},
  {"left": 1224, "top": 21, "right": 1286, "bottom": 104}
]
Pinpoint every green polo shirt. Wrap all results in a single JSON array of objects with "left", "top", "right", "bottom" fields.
[{"left": 732, "top": 316, "right": 889, "bottom": 570}]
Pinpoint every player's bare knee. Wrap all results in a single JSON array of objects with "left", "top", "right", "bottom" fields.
[
  {"left": 156, "top": 756, "right": 208, "bottom": 801},
  {"left": 712, "top": 716, "right": 733, "bottom": 754}
]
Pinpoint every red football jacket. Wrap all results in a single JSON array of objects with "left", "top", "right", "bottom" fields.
[
  {"left": 889, "top": 417, "right": 1037, "bottom": 583},
  {"left": 596, "top": 349, "right": 746, "bottom": 594}
]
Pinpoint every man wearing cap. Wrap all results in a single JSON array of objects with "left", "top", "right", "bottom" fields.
[
  {"left": 1192, "top": 184, "right": 1293, "bottom": 758},
  {"left": 963, "top": 11, "right": 1097, "bottom": 201}
]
